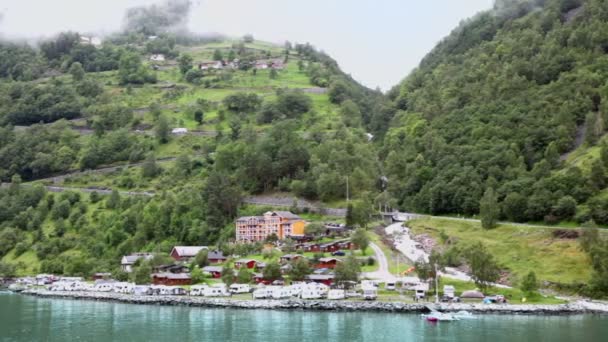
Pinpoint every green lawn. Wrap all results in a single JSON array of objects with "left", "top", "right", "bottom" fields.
[{"left": 408, "top": 218, "right": 591, "bottom": 285}]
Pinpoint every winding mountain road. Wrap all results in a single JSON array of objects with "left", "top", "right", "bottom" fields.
[{"left": 362, "top": 243, "right": 395, "bottom": 282}]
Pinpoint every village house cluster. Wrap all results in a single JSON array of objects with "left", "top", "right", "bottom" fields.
[{"left": 198, "top": 58, "right": 285, "bottom": 71}]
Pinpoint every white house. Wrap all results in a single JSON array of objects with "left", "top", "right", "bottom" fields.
[
  {"left": 150, "top": 54, "right": 166, "bottom": 62},
  {"left": 121, "top": 253, "right": 154, "bottom": 273},
  {"left": 171, "top": 128, "right": 188, "bottom": 135}
]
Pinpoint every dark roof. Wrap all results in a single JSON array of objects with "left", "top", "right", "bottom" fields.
[
  {"left": 319, "top": 257, "right": 341, "bottom": 263},
  {"left": 202, "top": 266, "right": 223, "bottom": 273},
  {"left": 273, "top": 211, "right": 301, "bottom": 220},
  {"left": 171, "top": 246, "right": 208, "bottom": 257},
  {"left": 152, "top": 273, "right": 191, "bottom": 280},
  {"left": 236, "top": 259, "right": 256, "bottom": 263},
  {"left": 207, "top": 250, "right": 226, "bottom": 260}
]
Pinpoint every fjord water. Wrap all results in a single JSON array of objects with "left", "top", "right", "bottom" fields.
[{"left": 1, "top": 293, "right": 607, "bottom": 342}]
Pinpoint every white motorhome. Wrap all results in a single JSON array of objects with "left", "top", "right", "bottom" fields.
[
  {"left": 229, "top": 284, "right": 252, "bottom": 294},
  {"left": 190, "top": 285, "right": 209, "bottom": 296},
  {"left": 385, "top": 282, "right": 396, "bottom": 291},
  {"left": 286, "top": 284, "right": 302, "bottom": 297},
  {"left": 362, "top": 286, "right": 378, "bottom": 301},
  {"left": 133, "top": 286, "right": 151, "bottom": 296},
  {"left": 443, "top": 285, "right": 455, "bottom": 299},
  {"left": 252, "top": 287, "right": 272, "bottom": 299},
  {"left": 327, "top": 289, "right": 346, "bottom": 300},
  {"left": 271, "top": 287, "right": 291, "bottom": 299},
  {"left": 301, "top": 286, "right": 323, "bottom": 300},
  {"left": 166, "top": 286, "right": 187, "bottom": 296},
  {"left": 94, "top": 283, "right": 115, "bottom": 292},
  {"left": 414, "top": 284, "right": 429, "bottom": 300},
  {"left": 113, "top": 282, "right": 135, "bottom": 294},
  {"left": 203, "top": 285, "right": 231, "bottom": 297}
]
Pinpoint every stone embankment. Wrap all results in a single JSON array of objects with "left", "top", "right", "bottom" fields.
[{"left": 21, "top": 289, "right": 608, "bottom": 314}]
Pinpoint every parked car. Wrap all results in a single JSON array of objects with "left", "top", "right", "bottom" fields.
[{"left": 331, "top": 250, "right": 346, "bottom": 256}]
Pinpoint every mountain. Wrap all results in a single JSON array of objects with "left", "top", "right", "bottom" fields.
[
  {"left": 0, "top": 27, "right": 386, "bottom": 276},
  {"left": 383, "top": 0, "right": 608, "bottom": 224}
]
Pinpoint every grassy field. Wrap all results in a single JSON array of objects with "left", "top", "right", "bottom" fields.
[{"left": 408, "top": 218, "right": 591, "bottom": 285}]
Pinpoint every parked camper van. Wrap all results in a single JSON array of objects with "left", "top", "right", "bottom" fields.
[
  {"left": 253, "top": 287, "right": 272, "bottom": 299},
  {"left": 229, "top": 284, "right": 252, "bottom": 294},
  {"left": 133, "top": 286, "right": 152, "bottom": 296},
  {"left": 362, "top": 286, "right": 378, "bottom": 301},
  {"left": 327, "top": 289, "right": 346, "bottom": 300},
  {"left": 301, "top": 285, "right": 323, "bottom": 300},
  {"left": 190, "top": 285, "right": 208, "bottom": 296},
  {"left": 385, "top": 282, "right": 396, "bottom": 291},
  {"left": 414, "top": 285, "right": 427, "bottom": 301},
  {"left": 94, "top": 283, "right": 115, "bottom": 292},
  {"left": 203, "top": 285, "right": 231, "bottom": 297},
  {"left": 113, "top": 282, "right": 135, "bottom": 294},
  {"left": 271, "top": 287, "right": 291, "bottom": 299}
]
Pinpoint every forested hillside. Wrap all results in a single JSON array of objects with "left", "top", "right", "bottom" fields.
[
  {"left": 384, "top": 0, "right": 608, "bottom": 224},
  {"left": 0, "top": 0, "right": 387, "bottom": 276}
]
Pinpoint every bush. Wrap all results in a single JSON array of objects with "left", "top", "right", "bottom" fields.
[{"left": 366, "top": 257, "right": 375, "bottom": 266}]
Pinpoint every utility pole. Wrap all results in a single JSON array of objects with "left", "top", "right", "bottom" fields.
[
  {"left": 346, "top": 176, "right": 350, "bottom": 202},
  {"left": 434, "top": 263, "right": 439, "bottom": 304}
]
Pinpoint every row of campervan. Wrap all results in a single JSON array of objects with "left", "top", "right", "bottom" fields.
[
  {"left": 252, "top": 283, "right": 347, "bottom": 300},
  {"left": 45, "top": 281, "right": 352, "bottom": 300}
]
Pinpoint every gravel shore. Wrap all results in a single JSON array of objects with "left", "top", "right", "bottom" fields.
[{"left": 21, "top": 289, "right": 608, "bottom": 314}]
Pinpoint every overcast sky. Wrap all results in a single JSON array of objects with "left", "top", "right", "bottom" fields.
[{"left": 0, "top": 0, "right": 493, "bottom": 90}]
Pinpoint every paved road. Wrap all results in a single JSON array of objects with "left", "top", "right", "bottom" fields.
[
  {"left": 385, "top": 222, "right": 511, "bottom": 288},
  {"left": 242, "top": 196, "right": 347, "bottom": 217},
  {"left": 362, "top": 242, "right": 395, "bottom": 282}
]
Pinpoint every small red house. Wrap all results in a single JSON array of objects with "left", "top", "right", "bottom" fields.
[
  {"left": 207, "top": 250, "right": 227, "bottom": 264},
  {"left": 91, "top": 272, "right": 111, "bottom": 281},
  {"left": 151, "top": 273, "right": 192, "bottom": 286},
  {"left": 202, "top": 266, "right": 222, "bottom": 278},
  {"left": 305, "top": 274, "right": 334, "bottom": 286},
  {"left": 303, "top": 243, "right": 321, "bottom": 253},
  {"left": 338, "top": 241, "right": 355, "bottom": 250},
  {"left": 252, "top": 273, "right": 264, "bottom": 283},
  {"left": 320, "top": 242, "right": 340, "bottom": 253},
  {"left": 316, "top": 257, "right": 341, "bottom": 269},
  {"left": 235, "top": 259, "right": 257, "bottom": 269}
]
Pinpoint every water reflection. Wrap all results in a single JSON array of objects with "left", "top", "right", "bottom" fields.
[{"left": 1, "top": 294, "right": 606, "bottom": 342}]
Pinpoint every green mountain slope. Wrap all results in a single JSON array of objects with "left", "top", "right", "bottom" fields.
[
  {"left": 384, "top": 0, "right": 608, "bottom": 224},
  {"left": 0, "top": 24, "right": 384, "bottom": 276}
]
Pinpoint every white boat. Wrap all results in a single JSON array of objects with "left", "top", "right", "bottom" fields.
[{"left": 422, "top": 311, "right": 458, "bottom": 322}]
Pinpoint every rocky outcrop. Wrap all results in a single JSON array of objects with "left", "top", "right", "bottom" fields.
[{"left": 21, "top": 289, "right": 608, "bottom": 314}]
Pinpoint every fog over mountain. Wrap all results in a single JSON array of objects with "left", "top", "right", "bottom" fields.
[{"left": 0, "top": 0, "right": 492, "bottom": 89}]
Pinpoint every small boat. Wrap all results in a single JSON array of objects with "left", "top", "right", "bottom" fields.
[
  {"left": 426, "top": 316, "right": 439, "bottom": 322},
  {"left": 422, "top": 311, "right": 458, "bottom": 322}
]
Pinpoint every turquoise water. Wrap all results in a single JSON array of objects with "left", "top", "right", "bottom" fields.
[{"left": 1, "top": 292, "right": 607, "bottom": 341}]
